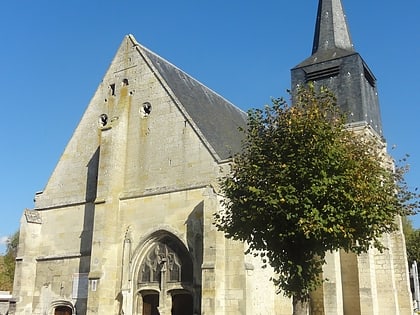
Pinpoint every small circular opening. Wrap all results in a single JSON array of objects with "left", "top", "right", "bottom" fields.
[{"left": 140, "top": 102, "right": 152, "bottom": 117}]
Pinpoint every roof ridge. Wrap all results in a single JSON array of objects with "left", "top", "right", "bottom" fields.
[
  {"left": 127, "top": 34, "right": 247, "bottom": 161},
  {"left": 127, "top": 34, "right": 245, "bottom": 117}
]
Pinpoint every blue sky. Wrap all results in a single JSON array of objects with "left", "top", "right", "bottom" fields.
[{"left": 0, "top": 0, "right": 419, "bottom": 254}]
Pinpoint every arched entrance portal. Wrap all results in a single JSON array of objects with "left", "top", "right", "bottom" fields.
[{"left": 136, "top": 235, "right": 194, "bottom": 315}]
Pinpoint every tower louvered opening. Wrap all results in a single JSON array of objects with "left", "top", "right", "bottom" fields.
[{"left": 305, "top": 66, "right": 340, "bottom": 82}]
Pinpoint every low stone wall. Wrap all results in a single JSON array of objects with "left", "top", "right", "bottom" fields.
[{"left": 0, "top": 291, "right": 15, "bottom": 315}]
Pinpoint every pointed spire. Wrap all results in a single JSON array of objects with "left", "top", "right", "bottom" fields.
[{"left": 312, "top": 0, "right": 354, "bottom": 54}]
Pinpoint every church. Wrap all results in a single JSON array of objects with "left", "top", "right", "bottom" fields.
[{"left": 12, "top": 0, "right": 413, "bottom": 314}]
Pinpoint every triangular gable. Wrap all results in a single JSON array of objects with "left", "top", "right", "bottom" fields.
[{"left": 35, "top": 35, "right": 247, "bottom": 209}]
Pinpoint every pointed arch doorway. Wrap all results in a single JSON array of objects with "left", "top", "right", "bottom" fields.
[{"left": 136, "top": 235, "right": 195, "bottom": 315}]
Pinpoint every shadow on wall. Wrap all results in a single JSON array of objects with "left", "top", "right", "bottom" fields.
[
  {"left": 75, "top": 147, "right": 100, "bottom": 314},
  {"left": 186, "top": 201, "right": 204, "bottom": 314}
]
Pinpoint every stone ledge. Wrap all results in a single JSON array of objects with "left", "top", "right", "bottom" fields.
[
  {"left": 120, "top": 184, "right": 208, "bottom": 200},
  {"left": 36, "top": 252, "right": 90, "bottom": 261},
  {"left": 202, "top": 262, "right": 215, "bottom": 270}
]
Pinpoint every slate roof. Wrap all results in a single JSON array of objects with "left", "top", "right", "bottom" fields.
[
  {"left": 295, "top": 0, "right": 355, "bottom": 68},
  {"left": 295, "top": 47, "right": 356, "bottom": 68},
  {"left": 312, "top": 0, "right": 354, "bottom": 54},
  {"left": 128, "top": 35, "right": 247, "bottom": 161}
]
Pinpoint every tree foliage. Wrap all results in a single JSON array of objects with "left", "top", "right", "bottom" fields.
[
  {"left": 215, "top": 85, "right": 418, "bottom": 302},
  {"left": 0, "top": 231, "right": 19, "bottom": 291},
  {"left": 402, "top": 217, "right": 420, "bottom": 265}
]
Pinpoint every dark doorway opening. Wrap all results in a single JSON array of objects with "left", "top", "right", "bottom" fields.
[
  {"left": 143, "top": 294, "right": 159, "bottom": 315},
  {"left": 171, "top": 294, "right": 193, "bottom": 315},
  {"left": 54, "top": 305, "right": 72, "bottom": 315}
]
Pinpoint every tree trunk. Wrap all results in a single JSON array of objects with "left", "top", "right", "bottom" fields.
[{"left": 292, "top": 296, "right": 309, "bottom": 315}]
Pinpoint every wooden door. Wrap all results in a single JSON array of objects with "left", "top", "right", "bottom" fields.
[{"left": 143, "top": 294, "right": 159, "bottom": 315}]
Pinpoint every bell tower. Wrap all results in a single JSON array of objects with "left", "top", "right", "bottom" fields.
[
  {"left": 291, "top": 0, "right": 383, "bottom": 136},
  {"left": 291, "top": 2, "right": 415, "bottom": 314}
]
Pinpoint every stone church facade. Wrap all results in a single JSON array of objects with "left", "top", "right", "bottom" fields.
[{"left": 12, "top": 0, "right": 413, "bottom": 314}]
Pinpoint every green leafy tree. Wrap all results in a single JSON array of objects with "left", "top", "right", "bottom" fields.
[
  {"left": 402, "top": 217, "right": 420, "bottom": 265},
  {"left": 215, "top": 85, "right": 418, "bottom": 314},
  {"left": 406, "top": 229, "right": 420, "bottom": 265},
  {"left": 0, "top": 231, "right": 19, "bottom": 291}
]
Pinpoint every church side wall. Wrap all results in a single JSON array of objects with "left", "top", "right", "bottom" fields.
[
  {"left": 388, "top": 218, "right": 414, "bottom": 314},
  {"left": 14, "top": 204, "right": 92, "bottom": 315},
  {"left": 13, "top": 214, "right": 42, "bottom": 315},
  {"left": 244, "top": 250, "right": 292, "bottom": 315}
]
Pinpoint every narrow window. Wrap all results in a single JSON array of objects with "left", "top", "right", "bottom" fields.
[{"left": 110, "top": 84, "right": 116, "bottom": 96}]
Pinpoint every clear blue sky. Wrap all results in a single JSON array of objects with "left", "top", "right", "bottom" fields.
[{"left": 0, "top": 0, "right": 419, "bottom": 253}]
